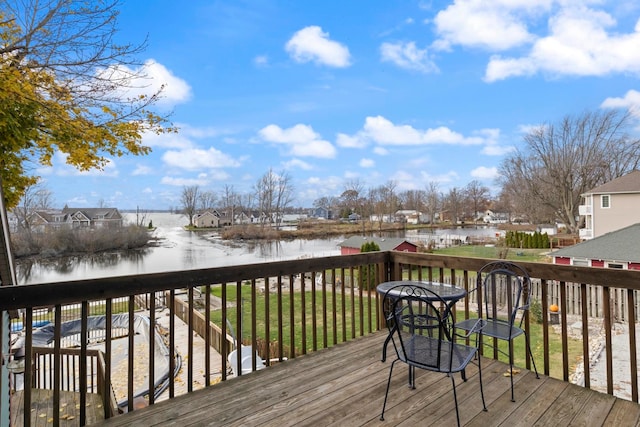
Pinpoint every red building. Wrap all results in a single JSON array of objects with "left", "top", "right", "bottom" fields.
[
  {"left": 338, "top": 236, "right": 418, "bottom": 255},
  {"left": 552, "top": 223, "right": 640, "bottom": 270}
]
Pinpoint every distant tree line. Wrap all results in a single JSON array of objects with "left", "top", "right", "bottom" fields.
[{"left": 180, "top": 168, "right": 294, "bottom": 228}]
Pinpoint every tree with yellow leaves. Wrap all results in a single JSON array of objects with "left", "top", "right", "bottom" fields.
[{"left": 0, "top": 0, "right": 174, "bottom": 208}]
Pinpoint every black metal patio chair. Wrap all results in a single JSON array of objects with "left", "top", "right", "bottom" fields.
[
  {"left": 380, "top": 284, "right": 486, "bottom": 426},
  {"left": 456, "top": 260, "right": 540, "bottom": 402}
]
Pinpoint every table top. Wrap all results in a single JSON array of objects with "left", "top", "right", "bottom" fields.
[{"left": 376, "top": 280, "right": 467, "bottom": 301}]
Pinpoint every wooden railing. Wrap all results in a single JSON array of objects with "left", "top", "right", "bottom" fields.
[
  {"left": 2, "top": 251, "right": 640, "bottom": 426},
  {"left": 30, "top": 347, "right": 118, "bottom": 418}
]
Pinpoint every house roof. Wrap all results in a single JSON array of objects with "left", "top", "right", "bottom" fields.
[
  {"left": 62, "top": 207, "right": 121, "bottom": 219},
  {"left": 583, "top": 170, "right": 640, "bottom": 195},
  {"left": 553, "top": 223, "right": 640, "bottom": 263},
  {"left": 338, "top": 236, "right": 417, "bottom": 251}
]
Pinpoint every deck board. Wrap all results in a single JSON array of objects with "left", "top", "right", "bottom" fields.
[
  {"left": 94, "top": 332, "right": 640, "bottom": 427},
  {"left": 11, "top": 389, "right": 105, "bottom": 426}
]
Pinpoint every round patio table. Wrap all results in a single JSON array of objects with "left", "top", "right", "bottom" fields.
[{"left": 376, "top": 280, "right": 467, "bottom": 303}]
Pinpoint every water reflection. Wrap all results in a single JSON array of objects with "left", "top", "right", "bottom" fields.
[
  {"left": 15, "top": 211, "right": 499, "bottom": 285},
  {"left": 18, "top": 250, "right": 149, "bottom": 284}
]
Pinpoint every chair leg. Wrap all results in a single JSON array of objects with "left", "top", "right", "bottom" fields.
[
  {"left": 477, "top": 352, "right": 487, "bottom": 412},
  {"left": 380, "top": 359, "right": 397, "bottom": 421},
  {"left": 450, "top": 375, "right": 461, "bottom": 427},
  {"left": 525, "top": 332, "right": 540, "bottom": 379},
  {"left": 508, "top": 339, "right": 515, "bottom": 402}
]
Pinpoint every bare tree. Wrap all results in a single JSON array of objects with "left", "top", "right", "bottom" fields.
[
  {"left": 382, "top": 180, "right": 399, "bottom": 220},
  {"left": 222, "top": 185, "right": 240, "bottom": 225},
  {"left": 199, "top": 190, "right": 217, "bottom": 212},
  {"left": 369, "top": 186, "right": 385, "bottom": 228},
  {"left": 339, "top": 179, "right": 365, "bottom": 217},
  {"left": 254, "top": 169, "right": 294, "bottom": 227},
  {"left": 181, "top": 185, "right": 200, "bottom": 227},
  {"left": 444, "top": 187, "right": 464, "bottom": 224},
  {"left": 500, "top": 109, "right": 640, "bottom": 233},
  {"left": 398, "top": 189, "right": 425, "bottom": 211},
  {"left": 424, "top": 182, "right": 441, "bottom": 224},
  {"left": 274, "top": 171, "right": 294, "bottom": 227},
  {"left": 313, "top": 196, "right": 331, "bottom": 209},
  {"left": 465, "top": 180, "right": 490, "bottom": 224},
  {"left": 12, "top": 181, "right": 54, "bottom": 232}
]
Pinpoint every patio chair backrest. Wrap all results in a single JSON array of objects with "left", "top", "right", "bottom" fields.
[
  {"left": 383, "top": 284, "right": 456, "bottom": 371},
  {"left": 476, "top": 261, "right": 532, "bottom": 330}
]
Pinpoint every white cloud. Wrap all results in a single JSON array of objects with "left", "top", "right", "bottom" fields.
[
  {"left": 336, "top": 133, "right": 367, "bottom": 148},
  {"left": 66, "top": 196, "right": 89, "bottom": 205},
  {"left": 432, "top": 1, "right": 542, "bottom": 51},
  {"left": 142, "top": 130, "right": 193, "bottom": 149},
  {"left": 283, "top": 158, "right": 314, "bottom": 170},
  {"left": 601, "top": 89, "right": 640, "bottom": 117},
  {"left": 418, "top": 170, "right": 459, "bottom": 184},
  {"left": 380, "top": 41, "right": 438, "bottom": 73},
  {"left": 132, "top": 164, "right": 153, "bottom": 176},
  {"left": 143, "top": 60, "right": 192, "bottom": 105},
  {"left": 258, "top": 124, "right": 337, "bottom": 158},
  {"left": 143, "top": 123, "right": 233, "bottom": 150},
  {"left": 392, "top": 170, "right": 420, "bottom": 191},
  {"left": 254, "top": 55, "right": 269, "bottom": 66},
  {"left": 482, "top": 144, "right": 514, "bottom": 156},
  {"left": 285, "top": 26, "right": 351, "bottom": 67},
  {"left": 307, "top": 175, "right": 342, "bottom": 192},
  {"left": 160, "top": 176, "right": 210, "bottom": 187},
  {"left": 260, "top": 124, "right": 318, "bottom": 143},
  {"left": 97, "top": 59, "right": 192, "bottom": 107},
  {"left": 360, "top": 158, "right": 375, "bottom": 168},
  {"left": 471, "top": 166, "right": 499, "bottom": 179},
  {"left": 362, "top": 116, "right": 486, "bottom": 146},
  {"left": 485, "top": 6, "right": 640, "bottom": 81},
  {"left": 162, "top": 147, "right": 241, "bottom": 170}
]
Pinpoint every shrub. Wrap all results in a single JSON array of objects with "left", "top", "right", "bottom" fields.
[
  {"left": 530, "top": 299, "right": 543, "bottom": 324},
  {"left": 11, "top": 225, "right": 151, "bottom": 258}
]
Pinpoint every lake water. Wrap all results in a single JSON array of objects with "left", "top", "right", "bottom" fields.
[
  {"left": 16, "top": 212, "right": 499, "bottom": 285},
  {"left": 16, "top": 213, "right": 344, "bottom": 285}
]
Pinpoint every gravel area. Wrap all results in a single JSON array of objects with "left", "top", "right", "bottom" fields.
[{"left": 559, "top": 314, "right": 639, "bottom": 400}]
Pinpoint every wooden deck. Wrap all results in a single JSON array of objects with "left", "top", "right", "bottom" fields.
[
  {"left": 90, "top": 332, "right": 640, "bottom": 427},
  {"left": 11, "top": 389, "right": 105, "bottom": 426}
]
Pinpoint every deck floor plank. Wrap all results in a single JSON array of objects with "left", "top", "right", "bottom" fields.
[
  {"left": 604, "top": 399, "right": 640, "bottom": 426},
  {"left": 465, "top": 370, "right": 548, "bottom": 427},
  {"left": 11, "top": 389, "right": 104, "bottom": 427},
  {"left": 93, "top": 332, "right": 640, "bottom": 427},
  {"left": 533, "top": 381, "right": 597, "bottom": 426}
]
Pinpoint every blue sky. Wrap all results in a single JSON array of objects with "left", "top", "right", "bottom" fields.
[{"left": 36, "top": 0, "right": 640, "bottom": 210}]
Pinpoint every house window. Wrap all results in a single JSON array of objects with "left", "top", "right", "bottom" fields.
[
  {"left": 573, "top": 259, "right": 589, "bottom": 267},
  {"left": 607, "top": 263, "right": 624, "bottom": 269},
  {"left": 601, "top": 194, "right": 610, "bottom": 208}
]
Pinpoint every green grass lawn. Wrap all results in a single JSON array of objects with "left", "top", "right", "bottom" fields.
[
  {"left": 433, "top": 245, "right": 551, "bottom": 263},
  {"left": 209, "top": 283, "right": 378, "bottom": 356}
]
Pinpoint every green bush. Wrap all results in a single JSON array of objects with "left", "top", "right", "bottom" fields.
[
  {"left": 359, "top": 241, "right": 381, "bottom": 290},
  {"left": 504, "top": 231, "right": 550, "bottom": 249},
  {"left": 530, "top": 298, "right": 543, "bottom": 324}
]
